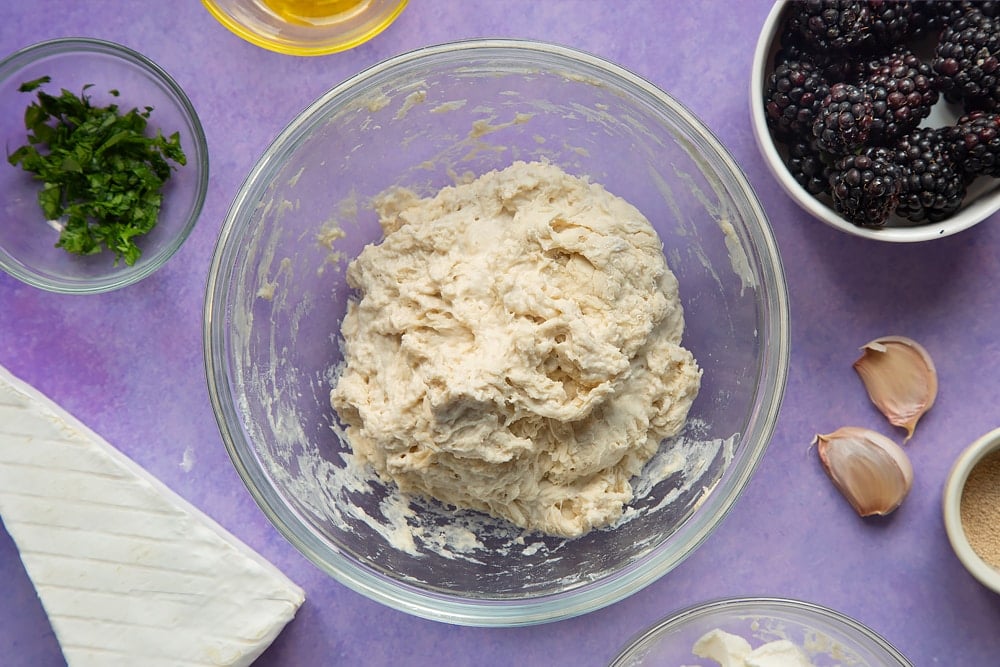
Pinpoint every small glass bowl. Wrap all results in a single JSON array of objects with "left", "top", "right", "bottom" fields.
[
  {"left": 201, "top": 0, "right": 408, "bottom": 56},
  {"left": 0, "top": 38, "right": 208, "bottom": 294},
  {"left": 943, "top": 427, "right": 1000, "bottom": 595},
  {"left": 611, "top": 597, "right": 912, "bottom": 666}
]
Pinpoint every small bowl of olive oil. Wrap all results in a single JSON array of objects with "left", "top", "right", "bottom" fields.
[{"left": 201, "top": 0, "right": 407, "bottom": 56}]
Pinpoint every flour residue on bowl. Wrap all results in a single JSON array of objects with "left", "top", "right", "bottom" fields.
[
  {"left": 394, "top": 89, "right": 427, "bottom": 120},
  {"left": 652, "top": 162, "right": 757, "bottom": 297},
  {"left": 431, "top": 100, "right": 467, "bottom": 114},
  {"left": 271, "top": 411, "right": 733, "bottom": 566}
]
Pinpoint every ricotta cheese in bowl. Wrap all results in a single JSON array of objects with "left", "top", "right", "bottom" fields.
[
  {"left": 611, "top": 597, "right": 912, "bottom": 666},
  {"left": 689, "top": 628, "right": 815, "bottom": 667}
]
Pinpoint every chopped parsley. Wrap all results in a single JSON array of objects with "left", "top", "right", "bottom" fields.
[{"left": 7, "top": 76, "right": 187, "bottom": 266}]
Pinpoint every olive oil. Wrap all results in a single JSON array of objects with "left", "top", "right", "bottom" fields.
[{"left": 261, "top": 0, "right": 368, "bottom": 25}]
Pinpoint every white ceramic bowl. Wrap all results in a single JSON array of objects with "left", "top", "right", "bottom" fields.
[
  {"left": 750, "top": 0, "right": 1000, "bottom": 242},
  {"left": 943, "top": 427, "right": 1000, "bottom": 595}
]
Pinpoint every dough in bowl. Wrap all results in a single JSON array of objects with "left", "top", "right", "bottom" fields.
[{"left": 331, "top": 161, "right": 701, "bottom": 538}]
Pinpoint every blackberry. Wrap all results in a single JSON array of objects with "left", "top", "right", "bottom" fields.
[
  {"left": 774, "top": 27, "right": 861, "bottom": 84},
  {"left": 829, "top": 147, "right": 904, "bottom": 227},
  {"left": 786, "top": 139, "right": 833, "bottom": 196},
  {"left": 786, "top": 1, "right": 874, "bottom": 54},
  {"left": 868, "top": 0, "right": 934, "bottom": 46},
  {"left": 946, "top": 110, "right": 1000, "bottom": 176},
  {"left": 894, "top": 128, "right": 968, "bottom": 223},
  {"left": 932, "top": 1, "right": 1000, "bottom": 25},
  {"left": 812, "top": 83, "right": 874, "bottom": 154},
  {"left": 860, "top": 50, "right": 938, "bottom": 145},
  {"left": 765, "top": 59, "right": 832, "bottom": 141},
  {"left": 933, "top": 8, "right": 1000, "bottom": 111}
]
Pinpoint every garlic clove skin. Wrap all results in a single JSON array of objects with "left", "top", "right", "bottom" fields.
[
  {"left": 853, "top": 335, "right": 937, "bottom": 442},
  {"left": 814, "top": 426, "right": 914, "bottom": 517}
]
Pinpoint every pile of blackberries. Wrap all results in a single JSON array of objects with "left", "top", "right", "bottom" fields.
[{"left": 764, "top": 0, "right": 1000, "bottom": 227}]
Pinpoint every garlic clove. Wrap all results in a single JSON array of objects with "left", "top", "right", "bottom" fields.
[
  {"left": 853, "top": 335, "right": 937, "bottom": 442},
  {"left": 814, "top": 426, "right": 914, "bottom": 517}
]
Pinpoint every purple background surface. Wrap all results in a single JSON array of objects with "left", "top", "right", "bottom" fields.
[{"left": 2, "top": 2, "right": 1000, "bottom": 665}]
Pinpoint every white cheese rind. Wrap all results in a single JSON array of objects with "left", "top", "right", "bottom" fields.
[{"left": 0, "top": 365, "right": 305, "bottom": 667}]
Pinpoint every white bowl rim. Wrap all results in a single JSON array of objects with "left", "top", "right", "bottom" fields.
[
  {"left": 942, "top": 427, "right": 1000, "bottom": 594},
  {"left": 609, "top": 595, "right": 912, "bottom": 666},
  {"left": 749, "top": 0, "right": 1000, "bottom": 243},
  {"left": 205, "top": 37, "right": 790, "bottom": 627}
]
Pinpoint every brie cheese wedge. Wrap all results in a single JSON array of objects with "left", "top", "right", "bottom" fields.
[{"left": 0, "top": 365, "right": 305, "bottom": 667}]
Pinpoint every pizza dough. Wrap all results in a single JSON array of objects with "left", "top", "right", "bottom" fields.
[{"left": 330, "top": 161, "right": 701, "bottom": 538}]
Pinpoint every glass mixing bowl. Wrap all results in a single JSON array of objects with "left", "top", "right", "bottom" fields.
[
  {"left": 610, "top": 597, "right": 912, "bottom": 666},
  {"left": 204, "top": 39, "right": 789, "bottom": 626}
]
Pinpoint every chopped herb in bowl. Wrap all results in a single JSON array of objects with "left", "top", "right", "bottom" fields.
[{"left": 7, "top": 76, "right": 186, "bottom": 266}]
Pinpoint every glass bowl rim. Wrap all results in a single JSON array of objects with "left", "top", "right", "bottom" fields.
[
  {"left": 204, "top": 37, "right": 790, "bottom": 626},
  {"left": 609, "top": 595, "right": 913, "bottom": 666},
  {"left": 0, "top": 36, "right": 209, "bottom": 294}
]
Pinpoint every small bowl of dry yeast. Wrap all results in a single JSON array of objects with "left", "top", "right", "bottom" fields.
[{"left": 943, "top": 427, "right": 1000, "bottom": 594}]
